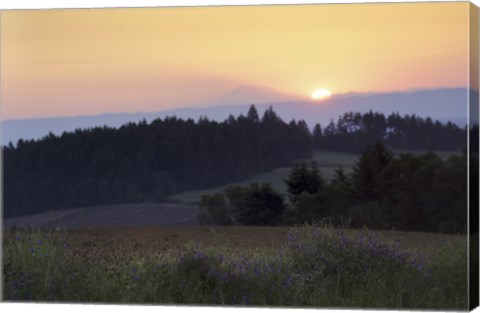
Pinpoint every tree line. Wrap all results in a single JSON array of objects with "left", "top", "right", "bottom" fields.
[
  {"left": 313, "top": 111, "right": 466, "bottom": 152},
  {"left": 3, "top": 105, "right": 468, "bottom": 220},
  {"left": 3, "top": 106, "right": 311, "bottom": 218},
  {"left": 199, "top": 142, "right": 471, "bottom": 234}
]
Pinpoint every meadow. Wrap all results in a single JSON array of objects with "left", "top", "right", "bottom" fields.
[{"left": 3, "top": 224, "right": 468, "bottom": 309}]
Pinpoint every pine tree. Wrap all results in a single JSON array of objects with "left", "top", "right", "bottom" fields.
[
  {"left": 247, "top": 104, "right": 260, "bottom": 123},
  {"left": 351, "top": 141, "right": 394, "bottom": 204},
  {"left": 313, "top": 123, "right": 323, "bottom": 148},
  {"left": 331, "top": 166, "right": 349, "bottom": 186},
  {"left": 284, "top": 161, "right": 324, "bottom": 204}
]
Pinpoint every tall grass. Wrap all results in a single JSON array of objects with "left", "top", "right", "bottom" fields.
[{"left": 2, "top": 225, "right": 468, "bottom": 309}]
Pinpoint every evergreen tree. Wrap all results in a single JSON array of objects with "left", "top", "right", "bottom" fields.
[
  {"left": 284, "top": 161, "right": 324, "bottom": 204},
  {"left": 351, "top": 141, "right": 394, "bottom": 204},
  {"left": 331, "top": 166, "right": 349, "bottom": 186},
  {"left": 423, "top": 154, "right": 467, "bottom": 233},
  {"left": 313, "top": 123, "right": 323, "bottom": 148},
  {"left": 247, "top": 104, "right": 260, "bottom": 123}
]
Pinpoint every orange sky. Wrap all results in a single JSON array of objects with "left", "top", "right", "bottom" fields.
[{"left": 0, "top": 2, "right": 471, "bottom": 119}]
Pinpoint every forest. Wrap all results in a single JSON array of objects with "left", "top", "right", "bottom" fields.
[
  {"left": 2, "top": 105, "right": 469, "bottom": 223},
  {"left": 199, "top": 142, "right": 474, "bottom": 233}
]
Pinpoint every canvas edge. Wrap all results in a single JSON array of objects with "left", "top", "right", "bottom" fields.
[{"left": 469, "top": 1, "right": 480, "bottom": 311}]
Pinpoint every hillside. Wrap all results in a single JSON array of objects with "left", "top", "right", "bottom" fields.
[
  {"left": 169, "top": 149, "right": 459, "bottom": 204},
  {"left": 169, "top": 150, "right": 358, "bottom": 203},
  {"left": 3, "top": 203, "right": 199, "bottom": 229}
]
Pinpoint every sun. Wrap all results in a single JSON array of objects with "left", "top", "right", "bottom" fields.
[{"left": 311, "top": 89, "right": 332, "bottom": 100}]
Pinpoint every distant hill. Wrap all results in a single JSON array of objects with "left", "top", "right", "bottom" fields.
[
  {"left": 205, "top": 84, "right": 307, "bottom": 107},
  {"left": 1, "top": 87, "right": 470, "bottom": 145}
]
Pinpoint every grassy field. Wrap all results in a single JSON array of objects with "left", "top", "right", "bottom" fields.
[
  {"left": 15, "top": 225, "right": 466, "bottom": 259},
  {"left": 169, "top": 149, "right": 459, "bottom": 204},
  {"left": 5, "top": 224, "right": 465, "bottom": 261},
  {"left": 3, "top": 225, "right": 468, "bottom": 309}
]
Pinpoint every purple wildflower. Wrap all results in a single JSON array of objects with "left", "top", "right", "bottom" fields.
[
  {"left": 283, "top": 276, "right": 293, "bottom": 287},
  {"left": 242, "top": 292, "right": 249, "bottom": 304}
]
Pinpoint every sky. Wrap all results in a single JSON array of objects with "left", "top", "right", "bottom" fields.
[{"left": 0, "top": 1, "right": 472, "bottom": 120}]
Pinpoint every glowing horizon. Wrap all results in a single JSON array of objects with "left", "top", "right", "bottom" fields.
[{"left": 0, "top": 2, "right": 470, "bottom": 120}]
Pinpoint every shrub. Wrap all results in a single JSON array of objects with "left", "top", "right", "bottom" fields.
[
  {"left": 348, "top": 201, "right": 387, "bottom": 229},
  {"left": 198, "top": 193, "right": 231, "bottom": 225}
]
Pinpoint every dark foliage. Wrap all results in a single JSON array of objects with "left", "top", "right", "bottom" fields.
[
  {"left": 3, "top": 105, "right": 311, "bottom": 218},
  {"left": 284, "top": 162, "right": 324, "bottom": 204},
  {"left": 4, "top": 106, "right": 468, "bottom": 229},
  {"left": 351, "top": 141, "right": 395, "bottom": 205},
  {"left": 198, "top": 183, "right": 285, "bottom": 226},
  {"left": 313, "top": 111, "right": 466, "bottom": 152},
  {"left": 198, "top": 193, "right": 231, "bottom": 226},
  {"left": 286, "top": 143, "right": 468, "bottom": 234},
  {"left": 225, "top": 184, "right": 285, "bottom": 226}
]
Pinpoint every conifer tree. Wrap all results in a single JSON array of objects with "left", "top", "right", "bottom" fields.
[
  {"left": 284, "top": 161, "right": 324, "bottom": 204},
  {"left": 247, "top": 104, "right": 260, "bottom": 123},
  {"left": 351, "top": 141, "right": 393, "bottom": 203}
]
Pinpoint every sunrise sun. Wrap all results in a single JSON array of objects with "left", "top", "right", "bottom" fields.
[{"left": 311, "top": 89, "right": 332, "bottom": 100}]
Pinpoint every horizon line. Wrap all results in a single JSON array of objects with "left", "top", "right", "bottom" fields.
[{"left": 1, "top": 86, "right": 472, "bottom": 122}]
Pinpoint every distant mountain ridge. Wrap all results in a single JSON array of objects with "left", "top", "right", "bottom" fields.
[
  {"left": 205, "top": 84, "right": 307, "bottom": 107},
  {"left": 1, "top": 87, "right": 470, "bottom": 145}
]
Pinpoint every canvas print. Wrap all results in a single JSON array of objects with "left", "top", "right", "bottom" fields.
[{"left": 1, "top": 1, "right": 479, "bottom": 310}]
